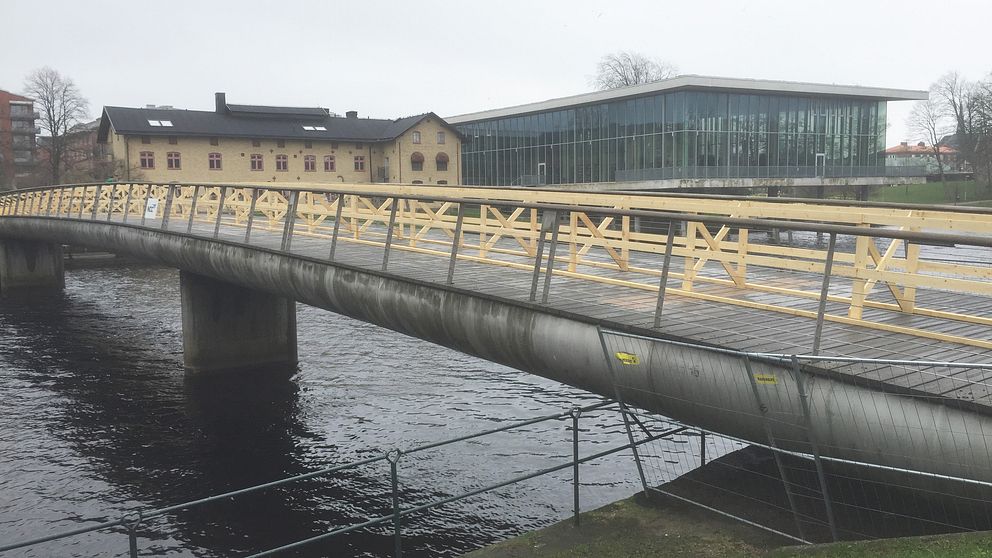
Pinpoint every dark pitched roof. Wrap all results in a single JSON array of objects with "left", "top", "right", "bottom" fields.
[{"left": 97, "top": 104, "right": 460, "bottom": 143}]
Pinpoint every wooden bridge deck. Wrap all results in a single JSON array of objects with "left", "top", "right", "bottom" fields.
[{"left": 191, "top": 218, "right": 992, "bottom": 411}]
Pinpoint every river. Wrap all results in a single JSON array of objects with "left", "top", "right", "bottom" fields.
[{"left": 0, "top": 264, "right": 644, "bottom": 557}]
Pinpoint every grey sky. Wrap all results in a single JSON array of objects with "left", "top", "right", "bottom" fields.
[{"left": 3, "top": 0, "right": 989, "bottom": 147}]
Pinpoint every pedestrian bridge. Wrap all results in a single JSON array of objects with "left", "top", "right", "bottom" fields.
[{"left": 2, "top": 182, "right": 992, "bottom": 488}]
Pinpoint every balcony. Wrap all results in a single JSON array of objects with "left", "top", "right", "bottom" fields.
[
  {"left": 8, "top": 111, "right": 39, "bottom": 121},
  {"left": 10, "top": 126, "right": 41, "bottom": 135}
]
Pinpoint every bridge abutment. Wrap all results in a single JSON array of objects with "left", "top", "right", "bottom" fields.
[
  {"left": 180, "top": 271, "right": 298, "bottom": 374},
  {"left": 0, "top": 239, "right": 64, "bottom": 295}
]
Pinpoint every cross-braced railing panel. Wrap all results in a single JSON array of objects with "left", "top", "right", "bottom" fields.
[{"left": 3, "top": 182, "right": 992, "bottom": 354}]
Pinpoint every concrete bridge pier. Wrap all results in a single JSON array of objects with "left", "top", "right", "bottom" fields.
[
  {"left": 180, "top": 271, "right": 298, "bottom": 374},
  {"left": 0, "top": 238, "right": 64, "bottom": 295}
]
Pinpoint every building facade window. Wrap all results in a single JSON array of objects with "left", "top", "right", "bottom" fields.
[
  {"left": 139, "top": 151, "right": 154, "bottom": 169},
  {"left": 141, "top": 136, "right": 151, "bottom": 145},
  {"left": 411, "top": 151, "right": 424, "bottom": 171},
  {"left": 168, "top": 136, "right": 178, "bottom": 145},
  {"left": 167, "top": 151, "right": 181, "bottom": 169},
  {"left": 252, "top": 139, "right": 261, "bottom": 147},
  {"left": 437, "top": 131, "right": 445, "bottom": 144},
  {"left": 208, "top": 152, "right": 222, "bottom": 170},
  {"left": 455, "top": 91, "right": 888, "bottom": 186},
  {"left": 324, "top": 155, "right": 336, "bottom": 171},
  {"left": 304, "top": 155, "right": 316, "bottom": 171},
  {"left": 210, "top": 137, "right": 219, "bottom": 146},
  {"left": 354, "top": 155, "right": 365, "bottom": 171},
  {"left": 277, "top": 140, "right": 286, "bottom": 148},
  {"left": 276, "top": 154, "right": 288, "bottom": 171},
  {"left": 436, "top": 152, "right": 449, "bottom": 172},
  {"left": 250, "top": 154, "right": 263, "bottom": 171},
  {"left": 411, "top": 131, "right": 421, "bottom": 144},
  {"left": 304, "top": 141, "right": 312, "bottom": 149}
]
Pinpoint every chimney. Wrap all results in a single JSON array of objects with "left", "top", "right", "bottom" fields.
[
  {"left": 346, "top": 110, "right": 358, "bottom": 119},
  {"left": 900, "top": 141, "right": 908, "bottom": 147},
  {"left": 215, "top": 92, "right": 227, "bottom": 114}
]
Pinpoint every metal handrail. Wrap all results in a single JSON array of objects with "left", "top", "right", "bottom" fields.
[
  {"left": 0, "top": 400, "right": 615, "bottom": 554},
  {"left": 2, "top": 183, "right": 990, "bottom": 247}
]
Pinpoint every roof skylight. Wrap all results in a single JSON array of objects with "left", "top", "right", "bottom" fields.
[{"left": 147, "top": 120, "right": 173, "bottom": 127}]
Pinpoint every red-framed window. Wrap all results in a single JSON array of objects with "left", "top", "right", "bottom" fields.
[
  {"left": 167, "top": 151, "right": 181, "bottom": 170},
  {"left": 168, "top": 136, "right": 178, "bottom": 145},
  {"left": 304, "top": 155, "right": 316, "bottom": 172},
  {"left": 435, "top": 152, "right": 449, "bottom": 172},
  {"left": 324, "top": 155, "right": 335, "bottom": 172},
  {"left": 208, "top": 152, "right": 222, "bottom": 170},
  {"left": 437, "top": 131, "right": 445, "bottom": 144},
  {"left": 139, "top": 151, "right": 154, "bottom": 169},
  {"left": 411, "top": 151, "right": 424, "bottom": 172},
  {"left": 411, "top": 131, "right": 421, "bottom": 144},
  {"left": 141, "top": 136, "right": 151, "bottom": 145},
  {"left": 354, "top": 155, "right": 365, "bottom": 171},
  {"left": 276, "top": 154, "right": 289, "bottom": 171},
  {"left": 250, "top": 154, "right": 263, "bottom": 171}
]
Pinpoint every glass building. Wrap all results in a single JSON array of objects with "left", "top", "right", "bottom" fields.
[{"left": 448, "top": 76, "right": 928, "bottom": 186}]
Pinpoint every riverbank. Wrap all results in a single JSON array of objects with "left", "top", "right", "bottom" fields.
[{"left": 464, "top": 491, "right": 992, "bottom": 558}]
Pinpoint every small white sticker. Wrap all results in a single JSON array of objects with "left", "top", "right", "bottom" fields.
[{"left": 144, "top": 198, "right": 159, "bottom": 219}]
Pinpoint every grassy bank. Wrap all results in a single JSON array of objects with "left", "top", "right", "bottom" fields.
[
  {"left": 868, "top": 180, "right": 992, "bottom": 204},
  {"left": 464, "top": 492, "right": 992, "bottom": 558}
]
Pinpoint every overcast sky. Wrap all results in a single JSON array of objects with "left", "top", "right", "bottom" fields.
[{"left": 3, "top": 0, "right": 989, "bottom": 146}]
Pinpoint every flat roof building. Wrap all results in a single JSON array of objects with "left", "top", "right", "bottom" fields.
[{"left": 447, "top": 75, "right": 929, "bottom": 189}]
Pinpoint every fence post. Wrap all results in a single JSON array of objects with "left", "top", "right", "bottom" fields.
[
  {"left": 106, "top": 184, "right": 118, "bottom": 221},
  {"left": 281, "top": 190, "right": 299, "bottom": 251},
  {"left": 140, "top": 185, "right": 152, "bottom": 225},
  {"left": 570, "top": 407, "right": 582, "bottom": 526},
  {"left": 596, "top": 327, "right": 651, "bottom": 499},
  {"left": 698, "top": 430, "right": 706, "bottom": 465},
  {"left": 812, "top": 232, "right": 837, "bottom": 355},
  {"left": 741, "top": 355, "right": 808, "bottom": 542},
  {"left": 381, "top": 197, "right": 398, "bottom": 271},
  {"left": 213, "top": 186, "right": 227, "bottom": 239},
  {"left": 328, "top": 194, "right": 344, "bottom": 260},
  {"left": 243, "top": 188, "right": 258, "bottom": 242},
  {"left": 446, "top": 203, "right": 466, "bottom": 285},
  {"left": 91, "top": 184, "right": 103, "bottom": 219},
  {"left": 46, "top": 187, "right": 56, "bottom": 217},
  {"left": 540, "top": 210, "right": 562, "bottom": 304},
  {"left": 187, "top": 185, "right": 201, "bottom": 234},
  {"left": 386, "top": 449, "right": 403, "bottom": 558},
  {"left": 123, "top": 184, "right": 133, "bottom": 223},
  {"left": 791, "top": 355, "right": 839, "bottom": 541},
  {"left": 653, "top": 221, "right": 677, "bottom": 327},
  {"left": 124, "top": 511, "right": 142, "bottom": 558},
  {"left": 78, "top": 186, "right": 88, "bottom": 219},
  {"left": 160, "top": 184, "right": 175, "bottom": 229},
  {"left": 528, "top": 211, "right": 552, "bottom": 301}
]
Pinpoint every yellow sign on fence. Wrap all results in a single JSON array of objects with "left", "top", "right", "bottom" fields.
[{"left": 615, "top": 352, "right": 640, "bottom": 365}]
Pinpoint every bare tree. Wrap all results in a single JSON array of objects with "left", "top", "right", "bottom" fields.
[
  {"left": 908, "top": 99, "right": 953, "bottom": 195},
  {"left": 23, "top": 67, "right": 89, "bottom": 185},
  {"left": 591, "top": 51, "right": 678, "bottom": 90}
]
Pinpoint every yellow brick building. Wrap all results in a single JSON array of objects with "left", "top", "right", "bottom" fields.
[{"left": 97, "top": 93, "right": 461, "bottom": 185}]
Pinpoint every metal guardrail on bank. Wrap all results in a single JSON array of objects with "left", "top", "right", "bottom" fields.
[
  {"left": 2, "top": 400, "right": 675, "bottom": 556},
  {"left": 2, "top": 181, "right": 992, "bottom": 354}
]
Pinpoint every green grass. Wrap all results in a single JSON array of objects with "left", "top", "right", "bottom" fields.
[
  {"left": 767, "top": 531, "right": 992, "bottom": 558},
  {"left": 869, "top": 180, "right": 992, "bottom": 205}
]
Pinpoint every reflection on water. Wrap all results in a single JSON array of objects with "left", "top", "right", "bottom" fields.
[{"left": 0, "top": 266, "right": 641, "bottom": 557}]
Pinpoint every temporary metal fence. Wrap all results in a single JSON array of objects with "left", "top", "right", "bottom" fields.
[
  {"left": 0, "top": 400, "right": 720, "bottom": 557},
  {"left": 598, "top": 327, "right": 992, "bottom": 544}
]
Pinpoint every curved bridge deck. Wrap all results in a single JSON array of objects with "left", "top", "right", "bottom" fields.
[{"left": 4, "top": 183, "right": 992, "bottom": 409}]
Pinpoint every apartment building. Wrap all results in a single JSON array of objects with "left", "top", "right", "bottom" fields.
[{"left": 0, "top": 89, "right": 39, "bottom": 188}]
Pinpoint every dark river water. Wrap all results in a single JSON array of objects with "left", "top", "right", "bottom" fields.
[{"left": 0, "top": 265, "right": 643, "bottom": 557}]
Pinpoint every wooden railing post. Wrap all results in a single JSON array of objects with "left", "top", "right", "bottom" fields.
[
  {"left": 848, "top": 226, "right": 870, "bottom": 319},
  {"left": 902, "top": 227, "right": 921, "bottom": 312},
  {"left": 681, "top": 221, "right": 697, "bottom": 291}
]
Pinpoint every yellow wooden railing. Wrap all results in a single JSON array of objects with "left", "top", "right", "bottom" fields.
[{"left": 3, "top": 182, "right": 992, "bottom": 350}]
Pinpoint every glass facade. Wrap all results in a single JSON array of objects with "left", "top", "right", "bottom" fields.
[{"left": 456, "top": 90, "right": 889, "bottom": 186}]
